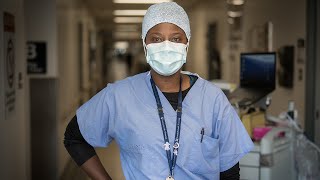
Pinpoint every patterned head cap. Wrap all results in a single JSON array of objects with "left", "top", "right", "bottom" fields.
[{"left": 141, "top": 2, "right": 191, "bottom": 42}]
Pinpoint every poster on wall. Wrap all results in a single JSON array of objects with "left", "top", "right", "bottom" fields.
[{"left": 3, "top": 12, "right": 15, "bottom": 120}]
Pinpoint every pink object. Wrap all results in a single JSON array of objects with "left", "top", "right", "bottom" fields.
[{"left": 253, "top": 127, "right": 272, "bottom": 141}]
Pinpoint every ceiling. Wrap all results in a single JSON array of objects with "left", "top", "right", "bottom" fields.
[
  {"left": 83, "top": 0, "right": 201, "bottom": 31},
  {"left": 81, "top": 0, "right": 238, "bottom": 40}
]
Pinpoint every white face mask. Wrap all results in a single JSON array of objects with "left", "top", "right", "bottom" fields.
[{"left": 144, "top": 40, "right": 188, "bottom": 76}]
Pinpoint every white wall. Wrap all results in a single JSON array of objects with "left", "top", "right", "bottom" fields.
[
  {"left": 188, "top": 0, "right": 306, "bottom": 126},
  {"left": 56, "top": 0, "right": 100, "bottom": 176},
  {"left": 187, "top": 0, "right": 230, "bottom": 80},
  {"left": 0, "top": 0, "right": 30, "bottom": 179},
  {"left": 57, "top": 2, "right": 80, "bottom": 175},
  {"left": 187, "top": 5, "right": 208, "bottom": 78},
  {"left": 242, "top": 0, "right": 306, "bottom": 125},
  {"left": 25, "top": 0, "right": 58, "bottom": 78},
  {"left": 25, "top": 0, "right": 59, "bottom": 179},
  {"left": 0, "top": 0, "right": 126, "bottom": 179}
]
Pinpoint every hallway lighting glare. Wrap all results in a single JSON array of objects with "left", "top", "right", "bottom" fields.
[
  {"left": 227, "top": 11, "right": 243, "bottom": 17},
  {"left": 116, "top": 25, "right": 140, "bottom": 32},
  {"left": 114, "top": 17, "right": 144, "bottom": 23},
  {"left": 113, "top": 0, "right": 172, "bottom": 4},
  {"left": 113, "top": 10, "right": 147, "bottom": 16},
  {"left": 114, "top": 41, "right": 129, "bottom": 49},
  {"left": 227, "top": 0, "right": 244, "bottom": 5},
  {"left": 114, "top": 31, "right": 141, "bottom": 39}
]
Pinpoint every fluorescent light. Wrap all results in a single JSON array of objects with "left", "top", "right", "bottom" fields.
[
  {"left": 115, "top": 25, "right": 140, "bottom": 32},
  {"left": 113, "top": 10, "right": 147, "bottom": 16},
  {"left": 227, "top": 11, "right": 243, "bottom": 17},
  {"left": 113, "top": 0, "right": 172, "bottom": 4},
  {"left": 113, "top": 32, "right": 141, "bottom": 39},
  {"left": 114, "top": 41, "right": 129, "bottom": 49},
  {"left": 227, "top": 0, "right": 244, "bottom": 5},
  {"left": 114, "top": 17, "right": 144, "bottom": 23}
]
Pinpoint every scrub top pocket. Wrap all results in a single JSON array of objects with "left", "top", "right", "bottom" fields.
[{"left": 179, "top": 133, "right": 220, "bottom": 175}]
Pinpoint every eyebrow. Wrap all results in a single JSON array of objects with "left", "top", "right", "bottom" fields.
[
  {"left": 148, "top": 32, "right": 163, "bottom": 36},
  {"left": 170, "top": 32, "right": 184, "bottom": 36}
]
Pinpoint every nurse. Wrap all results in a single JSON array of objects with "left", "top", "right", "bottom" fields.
[{"left": 64, "top": 2, "right": 253, "bottom": 180}]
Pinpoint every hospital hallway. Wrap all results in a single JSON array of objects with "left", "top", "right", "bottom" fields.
[{"left": 0, "top": 0, "right": 320, "bottom": 179}]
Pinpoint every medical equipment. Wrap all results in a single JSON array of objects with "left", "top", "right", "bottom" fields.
[
  {"left": 240, "top": 126, "right": 295, "bottom": 180},
  {"left": 240, "top": 105, "right": 320, "bottom": 180},
  {"left": 229, "top": 52, "right": 276, "bottom": 108}
]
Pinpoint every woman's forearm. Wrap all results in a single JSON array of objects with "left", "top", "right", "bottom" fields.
[
  {"left": 81, "top": 155, "right": 112, "bottom": 180},
  {"left": 64, "top": 116, "right": 111, "bottom": 179}
]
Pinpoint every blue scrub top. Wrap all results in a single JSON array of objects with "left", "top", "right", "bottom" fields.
[{"left": 76, "top": 71, "right": 254, "bottom": 180}]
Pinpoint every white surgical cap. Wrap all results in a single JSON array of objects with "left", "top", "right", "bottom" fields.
[{"left": 141, "top": 2, "right": 191, "bottom": 42}]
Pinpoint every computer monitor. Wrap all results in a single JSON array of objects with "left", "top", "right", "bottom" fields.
[{"left": 240, "top": 52, "right": 276, "bottom": 90}]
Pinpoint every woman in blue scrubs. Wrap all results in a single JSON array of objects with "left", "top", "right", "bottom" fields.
[{"left": 64, "top": 2, "right": 253, "bottom": 180}]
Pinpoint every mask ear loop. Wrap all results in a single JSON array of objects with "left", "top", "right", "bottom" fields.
[
  {"left": 185, "top": 37, "right": 190, "bottom": 60},
  {"left": 142, "top": 38, "right": 148, "bottom": 61},
  {"left": 186, "top": 36, "right": 191, "bottom": 53},
  {"left": 186, "top": 42, "right": 189, "bottom": 53}
]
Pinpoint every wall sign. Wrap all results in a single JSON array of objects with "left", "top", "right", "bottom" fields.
[
  {"left": 3, "top": 12, "right": 16, "bottom": 119},
  {"left": 27, "top": 41, "right": 47, "bottom": 74}
]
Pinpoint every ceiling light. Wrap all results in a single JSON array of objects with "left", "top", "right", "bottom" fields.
[
  {"left": 114, "top": 17, "right": 144, "bottom": 23},
  {"left": 115, "top": 25, "right": 140, "bottom": 32},
  {"left": 114, "top": 41, "right": 129, "bottom": 49},
  {"left": 113, "top": 10, "right": 147, "bottom": 16},
  {"left": 227, "top": 0, "right": 244, "bottom": 5},
  {"left": 113, "top": 0, "right": 172, "bottom": 4},
  {"left": 227, "top": 11, "right": 243, "bottom": 18},
  {"left": 113, "top": 32, "right": 141, "bottom": 39}
]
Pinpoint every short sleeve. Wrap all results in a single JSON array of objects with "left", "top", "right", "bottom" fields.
[
  {"left": 76, "top": 84, "right": 115, "bottom": 147},
  {"left": 214, "top": 91, "right": 254, "bottom": 172}
]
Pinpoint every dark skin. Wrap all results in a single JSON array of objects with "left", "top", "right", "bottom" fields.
[
  {"left": 81, "top": 155, "right": 111, "bottom": 180},
  {"left": 80, "top": 23, "right": 190, "bottom": 179},
  {"left": 145, "top": 23, "right": 190, "bottom": 93}
]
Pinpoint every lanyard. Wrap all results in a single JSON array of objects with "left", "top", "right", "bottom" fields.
[{"left": 150, "top": 76, "right": 182, "bottom": 178}]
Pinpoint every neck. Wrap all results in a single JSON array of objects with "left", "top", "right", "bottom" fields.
[{"left": 151, "top": 70, "right": 189, "bottom": 92}]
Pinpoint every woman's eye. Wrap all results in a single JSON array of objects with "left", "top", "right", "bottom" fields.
[
  {"left": 153, "top": 37, "right": 162, "bottom": 42},
  {"left": 171, "top": 37, "right": 180, "bottom": 42}
]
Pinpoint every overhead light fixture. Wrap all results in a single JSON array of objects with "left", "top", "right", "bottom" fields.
[
  {"left": 113, "top": 0, "right": 172, "bottom": 4},
  {"left": 115, "top": 25, "right": 140, "bottom": 32},
  {"left": 227, "top": 0, "right": 244, "bottom": 5},
  {"left": 113, "top": 32, "right": 141, "bottom": 39},
  {"left": 114, "top": 41, "right": 129, "bottom": 49},
  {"left": 227, "top": 11, "right": 243, "bottom": 18},
  {"left": 114, "top": 17, "right": 144, "bottom": 23},
  {"left": 113, "top": 10, "right": 147, "bottom": 16}
]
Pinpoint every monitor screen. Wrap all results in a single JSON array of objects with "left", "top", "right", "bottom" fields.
[{"left": 240, "top": 53, "right": 276, "bottom": 89}]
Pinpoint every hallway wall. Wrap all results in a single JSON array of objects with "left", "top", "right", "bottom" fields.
[
  {"left": 25, "top": 0, "right": 59, "bottom": 178},
  {"left": 0, "top": 0, "right": 30, "bottom": 179},
  {"left": 187, "top": 0, "right": 306, "bottom": 127},
  {"left": 187, "top": 0, "right": 229, "bottom": 80},
  {"left": 56, "top": 0, "right": 101, "bottom": 176},
  {"left": 243, "top": 0, "right": 306, "bottom": 126},
  {"left": 25, "top": 0, "right": 58, "bottom": 78}
]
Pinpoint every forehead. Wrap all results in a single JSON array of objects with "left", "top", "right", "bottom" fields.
[{"left": 147, "top": 23, "right": 186, "bottom": 36}]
